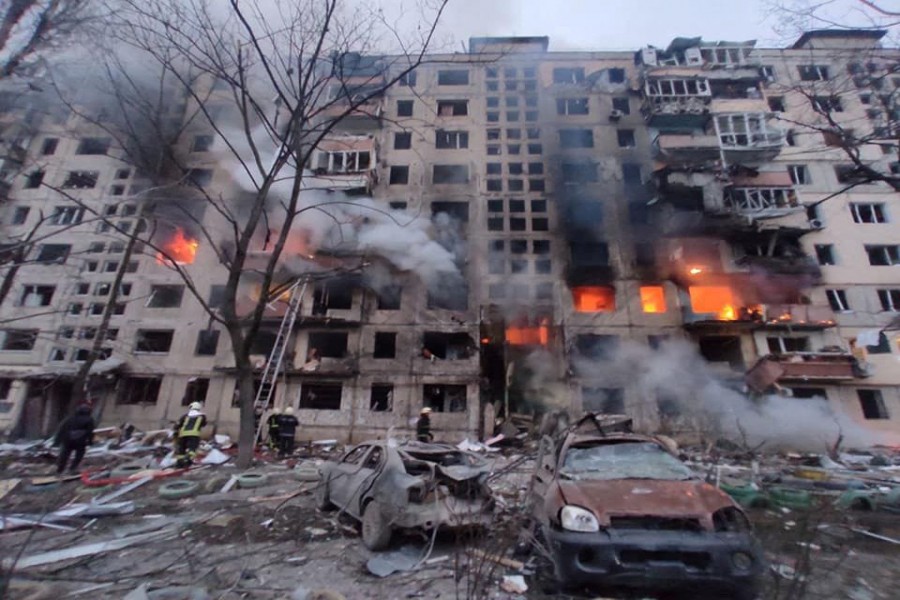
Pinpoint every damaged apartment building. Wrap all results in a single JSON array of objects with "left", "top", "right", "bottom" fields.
[{"left": 0, "top": 29, "right": 898, "bottom": 442}]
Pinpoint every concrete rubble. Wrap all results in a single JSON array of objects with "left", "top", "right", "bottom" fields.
[{"left": 1, "top": 429, "right": 899, "bottom": 599}]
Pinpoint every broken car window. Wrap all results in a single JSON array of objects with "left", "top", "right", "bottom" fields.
[{"left": 561, "top": 442, "right": 694, "bottom": 481}]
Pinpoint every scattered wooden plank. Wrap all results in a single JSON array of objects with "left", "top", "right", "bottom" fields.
[{"left": 467, "top": 548, "right": 524, "bottom": 570}]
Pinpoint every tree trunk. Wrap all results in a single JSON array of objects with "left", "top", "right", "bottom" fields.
[{"left": 235, "top": 359, "right": 256, "bottom": 468}]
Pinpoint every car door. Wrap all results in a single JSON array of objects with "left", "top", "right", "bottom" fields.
[
  {"left": 527, "top": 435, "right": 558, "bottom": 517},
  {"left": 349, "top": 445, "right": 386, "bottom": 515},
  {"left": 328, "top": 444, "right": 369, "bottom": 512}
]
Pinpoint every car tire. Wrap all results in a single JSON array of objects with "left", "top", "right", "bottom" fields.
[
  {"left": 361, "top": 502, "right": 392, "bottom": 551},
  {"left": 315, "top": 476, "right": 334, "bottom": 511}
]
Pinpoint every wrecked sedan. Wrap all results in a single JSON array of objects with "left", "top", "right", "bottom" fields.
[
  {"left": 528, "top": 424, "right": 764, "bottom": 598},
  {"left": 316, "top": 440, "right": 494, "bottom": 550}
]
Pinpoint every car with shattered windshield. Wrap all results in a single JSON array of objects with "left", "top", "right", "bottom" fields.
[
  {"left": 316, "top": 440, "right": 494, "bottom": 550},
  {"left": 526, "top": 415, "right": 764, "bottom": 599}
]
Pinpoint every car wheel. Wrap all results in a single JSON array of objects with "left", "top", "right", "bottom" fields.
[
  {"left": 361, "top": 501, "right": 392, "bottom": 551},
  {"left": 315, "top": 476, "right": 334, "bottom": 511}
]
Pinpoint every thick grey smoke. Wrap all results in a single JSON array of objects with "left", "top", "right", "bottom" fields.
[{"left": 565, "top": 339, "right": 900, "bottom": 452}]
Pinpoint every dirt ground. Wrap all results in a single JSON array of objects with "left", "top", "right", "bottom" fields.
[{"left": 2, "top": 451, "right": 900, "bottom": 600}]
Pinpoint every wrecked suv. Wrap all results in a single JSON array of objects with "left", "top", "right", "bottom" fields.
[
  {"left": 527, "top": 415, "right": 764, "bottom": 599},
  {"left": 317, "top": 440, "right": 494, "bottom": 550}
]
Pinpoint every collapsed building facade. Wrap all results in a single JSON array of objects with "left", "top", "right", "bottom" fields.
[{"left": 0, "top": 30, "right": 898, "bottom": 443}]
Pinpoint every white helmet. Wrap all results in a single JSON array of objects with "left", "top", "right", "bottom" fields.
[
  {"left": 284, "top": 406, "right": 294, "bottom": 415},
  {"left": 189, "top": 402, "right": 203, "bottom": 411}
]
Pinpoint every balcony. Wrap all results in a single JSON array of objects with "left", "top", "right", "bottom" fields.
[
  {"left": 722, "top": 187, "right": 801, "bottom": 219},
  {"left": 655, "top": 133, "right": 722, "bottom": 166},
  {"left": 734, "top": 255, "right": 822, "bottom": 279},
  {"left": 745, "top": 353, "right": 867, "bottom": 393},
  {"left": 709, "top": 97, "right": 769, "bottom": 114},
  {"left": 642, "top": 96, "right": 711, "bottom": 129},
  {"left": 715, "top": 113, "right": 785, "bottom": 164},
  {"left": 293, "top": 356, "right": 359, "bottom": 377},
  {"left": 762, "top": 304, "right": 836, "bottom": 329}
]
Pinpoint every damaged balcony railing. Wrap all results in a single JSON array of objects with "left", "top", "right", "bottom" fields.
[
  {"left": 745, "top": 352, "right": 869, "bottom": 393},
  {"left": 723, "top": 187, "right": 801, "bottom": 218}
]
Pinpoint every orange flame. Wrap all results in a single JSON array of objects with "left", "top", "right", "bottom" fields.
[
  {"left": 689, "top": 286, "right": 738, "bottom": 321},
  {"left": 156, "top": 228, "right": 199, "bottom": 265},
  {"left": 640, "top": 286, "right": 666, "bottom": 313},
  {"left": 573, "top": 286, "right": 616, "bottom": 313}
]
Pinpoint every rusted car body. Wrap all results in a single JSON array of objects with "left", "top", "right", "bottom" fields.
[
  {"left": 528, "top": 415, "right": 764, "bottom": 599},
  {"left": 317, "top": 440, "right": 494, "bottom": 550}
]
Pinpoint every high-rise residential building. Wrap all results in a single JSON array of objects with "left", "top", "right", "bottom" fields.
[{"left": 0, "top": 29, "right": 897, "bottom": 443}]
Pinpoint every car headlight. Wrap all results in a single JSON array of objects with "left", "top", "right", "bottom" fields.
[
  {"left": 560, "top": 505, "right": 600, "bottom": 532},
  {"left": 732, "top": 551, "right": 754, "bottom": 571}
]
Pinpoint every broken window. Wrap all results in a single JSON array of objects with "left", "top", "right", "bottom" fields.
[
  {"left": 789, "top": 387, "right": 827, "bottom": 399},
  {"left": 569, "top": 241, "right": 609, "bottom": 267},
  {"left": 148, "top": 285, "right": 184, "bottom": 308},
  {"left": 423, "top": 384, "right": 466, "bottom": 413},
  {"left": 435, "top": 130, "right": 469, "bottom": 149},
  {"left": 373, "top": 332, "right": 396, "bottom": 359},
  {"left": 186, "top": 168, "right": 213, "bottom": 188},
  {"left": 399, "top": 70, "right": 416, "bottom": 87},
  {"left": 11, "top": 206, "right": 29, "bottom": 224},
  {"left": 19, "top": 285, "right": 54, "bottom": 307},
  {"left": 76, "top": 137, "right": 111, "bottom": 155},
  {"left": 41, "top": 138, "right": 58, "bottom": 155},
  {"left": 182, "top": 377, "right": 210, "bottom": 406},
  {"left": 788, "top": 164, "right": 811, "bottom": 185},
  {"left": 118, "top": 376, "right": 162, "bottom": 405},
  {"left": 49, "top": 348, "right": 66, "bottom": 361},
  {"left": 370, "top": 384, "right": 393, "bottom": 411},
  {"left": 195, "top": 330, "right": 219, "bottom": 356},
  {"left": 826, "top": 289, "right": 851, "bottom": 312},
  {"left": 766, "top": 336, "right": 810, "bottom": 354},
  {"left": 767, "top": 96, "right": 785, "bottom": 112},
  {"left": 850, "top": 203, "right": 886, "bottom": 223},
  {"left": 307, "top": 331, "right": 348, "bottom": 358},
  {"left": 432, "top": 164, "right": 468, "bottom": 184},
  {"left": 36, "top": 244, "right": 70, "bottom": 264},
  {"left": 561, "top": 162, "right": 597, "bottom": 184},
  {"left": 51, "top": 206, "right": 84, "bottom": 225},
  {"left": 556, "top": 98, "right": 589, "bottom": 115},
  {"left": 191, "top": 135, "right": 214, "bottom": 152},
  {"left": 608, "top": 68, "right": 625, "bottom": 83},
  {"left": 689, "top": 287, "right": 738, "bottom": 319},
  {"left": 389, "top": 165, "right": 409, "bottom": 185},
  {"left": 582, "top": 387, "right": 624, "bottom": 414},
  {"left": 877, "top": 289, "right": 900, "bottom": 311},
  {"left": 312, "top": 282, "right": 353, "bottom": 314},
  {"left": 622, "top": 163, "right": 642, "bottom": 184},
  {"left": 397, "top": 100, "right": 413, "bottom": 117},
  {"left": 437, "top": 70, "right": 469, "bottom": 85},
  {"left": 617, "top": 129, "right": 636, "bottom": 148},
  {"left": 316, "top": 150, "right": 371, "bottom": 173},
  {"left": 575, "top": 334, "right": 619, "bottom": 360},
  {"left": 559, "top": 129, "right": 594, "bottom": 148},
  {"left": 376, "top": 285, "right": 401, "bottom": 310},
  {"left": 657, "top": 390, "right": 681, "bottom": 419},
  {"left": 62, "top": 171, "right": 99, "bottom": 189},
  {"left": 553, "top": 67, "right": 584, "bottom": 84},
  {"left": 422, "top": 332, "right": 474, "bottom": 360},
  {"left": 0, "top": 329, "right": 38, "bottom": 351},
  {"left": 572, "top": 286, "right": 616, "bottom": 312},
  {"left": 798, "top": 65, "right": 829, "bottom": 81},
  {"left": 394, "top": 132, "right": 412, "bottom": 150},
  {"left": 437, "top": 100, "right": 468, "bottom": 116},
  {"left": 858, "top": 389, "right": 889, "bottom": 419},
  {"left": 612, "top": 97, "right": 630, "bottom": 114},
  {"left": 24, "top": 170, "right": 44, "bottom": 189},
  {"left": 645, "top": 78, "right": 710, "bottom": 96},
  {"left": 135, "top": 330, "right": 175, "bottom": 353},
  {"left": 299, "top": 383, "right": 343, "bottom": 410},
  {"left": 865, "top": 245, "right": 900, "bottom": 266},
  {"left": 639, "top": 286, "right": 666, "bottom": 313},
  {"left": 866, "top": 332, "right": 891, "bottom": 354}
]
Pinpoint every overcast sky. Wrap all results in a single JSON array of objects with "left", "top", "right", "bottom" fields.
[{"left": 430, "top": 0, "right": 897, "bottom": 51}]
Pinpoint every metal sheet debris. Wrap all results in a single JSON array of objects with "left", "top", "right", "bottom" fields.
[
  {"left": 366, "top": 545, "right": 421, "bottom": 577},
  {"left": 3, "top": 528, "right": 177, "bottom": 570}
]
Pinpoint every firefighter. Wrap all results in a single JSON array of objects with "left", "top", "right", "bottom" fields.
[
  {"left": 416, "top": 407, "right": 433, "bottom": 442},
  {"left": 55, "top": 404, "right": 95, "bottom": 474},
  {"left": 174, "top": 402, "right": 207, "bottom": 467},
  {"left": 275, "top": 406, "right": 299, "bottom": 458},
  {"left": 266, "top": 406, "right": 281, "bottom": 449}
]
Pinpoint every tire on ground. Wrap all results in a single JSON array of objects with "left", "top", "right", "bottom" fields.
[
  {"left": 236, "top": 472, "right": 269, "bottom": 489},
  {"left": 158, "top": 480, "right": 200, "bottom": 499},
  {"left": 361, "top": 501, "right": 392, "bottom": 551},
  {"left": 110, "top": 463, "right": 148, "bottom": 479}
]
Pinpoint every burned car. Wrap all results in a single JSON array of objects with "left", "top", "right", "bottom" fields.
[
  {"left": 527, "top": 415, "right": 764, "bottom": 599},
  {"left": 316, "top": 440, "right": 494, "bottom": 550}
]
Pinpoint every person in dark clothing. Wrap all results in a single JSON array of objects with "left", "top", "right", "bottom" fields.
[
  {"left": 174, "top": 402, "right": 207, "bottom": 467},
  {"left": 416, "top": 407, "right": 433, "bottom": 443},
  {"left": 266, "top": 406, "right": 281, "bottom": 450},
  {"left": 275, "top": 406, "right": 299, "bottom": 458},
  {"left": 55, "top": 404, "right": 95, "bottom": 474}
]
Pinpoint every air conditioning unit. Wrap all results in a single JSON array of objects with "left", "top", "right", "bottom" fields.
[
  {"left": 808, "top": 218, "right": 824, "bottom": 229},
  {"left": 609, "top": 109, "right": 625, "bottom": 121}
]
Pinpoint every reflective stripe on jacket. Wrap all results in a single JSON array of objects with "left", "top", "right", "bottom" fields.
[{"left": 179, "top": 414, "right": 206, "bottom": 437}]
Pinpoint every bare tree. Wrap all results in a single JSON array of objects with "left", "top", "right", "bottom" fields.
[
  {"left": 0, "top": 0, "right": 92, "bottom": 80},
  {"left": 43, "top": 0, "right": 451, "bottom": 467}
]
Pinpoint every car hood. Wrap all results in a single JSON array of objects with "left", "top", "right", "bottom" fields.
[{"left": 557, "top": 478, "right": 733, "bottom": 527}]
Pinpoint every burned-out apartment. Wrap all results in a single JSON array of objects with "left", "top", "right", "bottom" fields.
[{"left": 1, "top": 29, "right": 899, "bottom": 442}]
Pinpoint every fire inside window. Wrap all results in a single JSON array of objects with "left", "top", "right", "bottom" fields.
[
  {"left": 689, "top": 286, "right": 737, "bottom": 320},
  {"left": 506, "top": 317, "right": 551, "bottom": 346},
  {"left": 572, "top": 286, "right": 616, "bottom": 312},
  {"left": 156, "top": 227, "right": 199, "bottom": 265},
  {"left": 639, "top": 286, "right": 666, "bottom": 313}
]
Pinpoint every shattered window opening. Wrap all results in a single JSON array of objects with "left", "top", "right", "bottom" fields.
[
  {"left": 370, "top": 384, "right": 393, "bottom": 412},
  {"left": 0, "top": 329, "right": 38, "bottom": 351},
  {"left": 299, "top": 383, "right": 343, "bottom": 410},
  {"left": 307, "top": 331, "right": 349, "bottom": 359},
  {"left": 373, "top": 332, "right": 397, "bottom": 359},
  {"left": 423, "top": 384, "right": 467, "bottom": 413},
  {"left": 19, "top": 285, "right": 55, "bottom": 307},
  {"left": 422, "top": 332, "right": 474, "bottom": 360},
  {"left": 135, "top": 330, "right": 174, "bottom": 353},
  {"left": 858, "top": 389, "right": 889, "bottom": 420},
  {"left": 561, "top": 442, "right": 693, "bottom": 481},
  {"left": 118, "top": 376, "right": 162, "bottom": 405}
]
